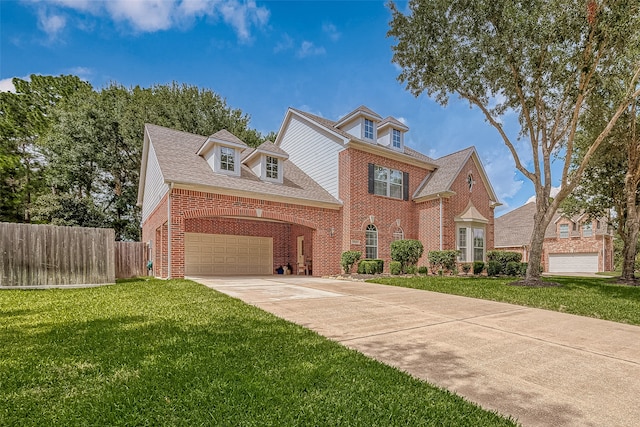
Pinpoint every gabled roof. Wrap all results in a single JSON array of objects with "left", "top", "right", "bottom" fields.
[
  {"left": 196, "top": 129, "right": 248, "bottom": 156},
  {"left": 494, "top": 202, "right": 611, "bottom": 247},
  {"left": 335, "top": 105, "right": 382, "bottom": 127},
  {"left": 413, "top": 147, "right": 499, "bottom": 204},
  {"left": 281, "top": 108, "right": 438, "bottom": 167},
  {"left": 242, "top": 141, "right": 289, "bottom": 163},
  {"left": 142, "top": 124, "right": 341, "bottom": 208},
  {"left": 378, "top": 116, "right": 409, "bottom": 131}
]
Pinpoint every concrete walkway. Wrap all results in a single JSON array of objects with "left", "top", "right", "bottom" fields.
[{"left": 189, "top": 275, "right": 640, "bottom": 427}]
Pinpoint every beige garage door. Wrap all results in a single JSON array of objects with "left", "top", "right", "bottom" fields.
[
  {"left": 185, "top": 233, "right": 273, "bottom": 276},
  {"left": 548, "top": 253, "right": 598, "bottom": 273}
]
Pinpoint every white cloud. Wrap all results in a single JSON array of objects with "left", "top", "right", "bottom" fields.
[
  {"left": 0, "top": 78, "right": 17, "bottom": 93},
  {"left": 397, "top": 116, "right": 408, "bottom": 125},
  {"left": 273, "top": 33, "right": 293, "bottom": 53},
  {"left": 37, "top": 8, "right": 67, "bottom": 39},
  {"left": 526, "top": 186, "right": 561, "bottom": 204},
  {"left": 322, "top": 22, "right": 341, "bottom": 41},
  {"left": 297, "top": 41, "right": 325, "bottom": 58},
  {"left": 28, "top": 0, "right": 270, "bottom": 41}
]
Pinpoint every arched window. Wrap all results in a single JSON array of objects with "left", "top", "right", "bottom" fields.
[
  {"left": 392, "top": 227, "right": 404, "bottom": 241},
  {"left": 365, "top": 224, "right": 378, "bottom": 259}
]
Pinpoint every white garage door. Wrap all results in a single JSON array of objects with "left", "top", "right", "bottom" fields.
[
  {"left": 185, "top": 233, "right": 273, "bottom": 276},
  {"left": 548, "top": 253, "right": 598, "bottom": 273}
]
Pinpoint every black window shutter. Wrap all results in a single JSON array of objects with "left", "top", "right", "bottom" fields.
[
  {"left": 368, "top": 163, "right": 375, "bottom": 194},
  {"left": 403, "top": 172, "right": 409, "bottom": 201}
]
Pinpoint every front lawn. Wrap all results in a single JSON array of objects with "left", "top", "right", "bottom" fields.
[
  {"left": 0, "top": 279, "right": 516, "bottom": 426},
  {"left": 369, "top": 276, "right": 640, "bottom": 325}
]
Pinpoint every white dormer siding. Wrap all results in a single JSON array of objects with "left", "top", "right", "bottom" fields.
[
  {"left": 245, "top": 153, "right": 285, "bottom": 184},
  {"left": 377, "top": 117, "right": 408, "bottom": 151},
  {"left": 203, "top": 145, "right": 241, "bottom": 176},
  {"left": 340, "top": 117, "right": 377, "bottom": 141}
]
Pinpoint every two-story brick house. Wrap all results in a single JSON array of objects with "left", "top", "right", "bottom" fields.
[
  {"left": 138, "top": 105, "right": 500, "bottom": 278},
  {"left": 495, "top": 202, "right": 614, "bottom": 273}
]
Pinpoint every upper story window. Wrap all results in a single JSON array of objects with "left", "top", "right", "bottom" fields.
[
  {"left": 583, "top": 222, "right": 593, "bottom": 237},
  {"left": 364, "top": 118, "right": 374, "bottom": 139},
  {"left": 374, "top": 166, "right": 403, "bottom": 199},
  {"left": 559, "top": 224, "right": 569, "bottom": 238},
  {"left": 220, "top": 147, "right": 236, "bottom": 172},
  {"left": 266, "top": 156, "right": 279, "bottom": 180},
  {"left": 365, "top": 224, "right": 378, "bottom": 259},
  {"left": 392, "top": 129, "right": 401, "bottom": 149}
]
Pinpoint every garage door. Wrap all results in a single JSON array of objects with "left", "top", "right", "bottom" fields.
[
  {"left": 548, "top": 253, "right": 598, "bottom": 273},
  {"left": 185, "top": 233, "right": 273, "bottom": 275}
]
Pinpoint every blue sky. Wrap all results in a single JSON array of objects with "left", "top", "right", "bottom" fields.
[{"left": 0, "top": 0, "right": 548, "bottom": 215}]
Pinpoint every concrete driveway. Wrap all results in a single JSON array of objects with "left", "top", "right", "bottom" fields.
[{"left": 189, "top": 275, "right": 640, "bottom": 427}]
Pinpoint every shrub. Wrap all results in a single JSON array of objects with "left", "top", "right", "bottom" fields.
[
  {"left": 390, "top": 261, "right": 402, "bottom": 275},
  {"left": 417, "top": 266, "right": 429, "bottom": 275},
  {"left": 461, "top": 263, "right": 472, "bottom": 274},
  {"left": 505, "top": 261, "right": 521, "bottom": 276},
  {"left": 427, "top": 250, "right": 459, "bottom": 274},
  {"left": 405, "top": 265, "right": 417, "bottom": 275},
  {"left": 390, "top": 239, "right": 424, "bottom": 273},
  {"left": 473, "top": 261, "right": 485, "bottom": 275},
  {"left": 357, "top": 259, "right": 384, "bottom": 275},
  {"left": 487, "top": 260, "right": 502, "bottom": 276},
  {"left": 487, "top": 251, "right": 523, "bottom": 273},
  {"left": 340, "top": 251, "right": 361, "bottom": 274},
  {"left": 519, "top": 262, "right": 528, "bottom": 276}
]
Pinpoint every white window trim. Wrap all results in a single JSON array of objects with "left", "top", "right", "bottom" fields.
[
  {"left": 373, "top": 165, "right": 403, "bottom": 199},
  {"left": 215, "top": 145, "right": 240, "bottom": 176},
  {"left": 456, "top": 225, "right": 485, "bottom": 262},
  {"left": 263, "top": 155, "right": 282, "bottom": 183},
  {"left": 559, "top": 224, "right": 569, "bottom": 238},
  {"left": 391, "top": 128, "right": 403, "bottom": 150},
  {"left": 392, "top": 227, "right": 404, "bottom": 241},
  {"left": 363, "top": 118, "right": 375, "bottom": 140},
  {"left": 365, "top": 224, "right": 378, "bottom": 259},
  {"left": 582, "top": 222, "right": 593, "bottom": 237}
]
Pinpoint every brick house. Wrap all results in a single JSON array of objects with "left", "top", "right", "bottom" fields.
[
  {"left": 495, "top": 202, "right": 614, "bottom": 273},
  {"left": 138, "top": 105, "right": 500, "bottom": 278}
]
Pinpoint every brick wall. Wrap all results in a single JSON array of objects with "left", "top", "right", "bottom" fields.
[{"left": 141, "top": 187, "right": 343, "bottom": 278}]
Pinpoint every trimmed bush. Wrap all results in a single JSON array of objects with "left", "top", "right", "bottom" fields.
[
  {"left": 357, "top": 259, "right": 384, "bottom": 275},
  {"left": 519, "top": 262, "right": 528, "bottom": 276},
  {"left": 461, "top": 263, "right": 472, "bottom": 274},
  {"left": 473, "top": 261, "right": 485, "bottom": 275},
  {"left": 417, "top": 266, "right": 429, "bottom": 275},
  {"left": 487, "top": 260, "right": 502, "bottom": 276},
  {"left": 487, "top": 251, "right": 523, "bottom": 273},
  {"left": 390, "top": 261, "right": 402, "bottom": 275},
  {"left": 505, "top": 261, "right": 520, "bottom": 276},
  {"left": 405, "top": 265, "right": 417, "bottom": 275},
  {"left": 390, "top": 239, "right": 424, "bottom": 273},
  {"left": 427, "top": 250, "right": 459, "bottom": 274},
  {"left": 340, "top": 251, "right": 361, "bottom": 274}
]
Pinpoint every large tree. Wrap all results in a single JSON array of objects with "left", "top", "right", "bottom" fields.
[
  {"left": 33, "top": 81, "right": 268, "bottom": 240},
  {"left": 389, "top": 0, "right": 640, "bottom": 282}
]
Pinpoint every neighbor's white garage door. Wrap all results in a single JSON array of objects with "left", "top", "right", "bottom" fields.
[
  {"left": 185, "top": 233, "right": 273, "bottom": 275},
  {"left": 548, "top": 253, "right": 598, "bottom": 273}
]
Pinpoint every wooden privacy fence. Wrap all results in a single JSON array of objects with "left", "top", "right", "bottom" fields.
[
  {"left": 1, "top": 222, "right": 116, "bottom": 287},
  {"left": 114, "top": 241, "right": 147, "bottom": 279}
]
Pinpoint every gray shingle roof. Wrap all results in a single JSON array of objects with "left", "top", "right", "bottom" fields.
[
  {"left": 413, "top": 147, "right": 474, "bottom": 199},
  {"left": 289, "top": 108, "right": 438, "bottom": 165},
  {"left": 378, "top": 116, "right": 409, "bottom": 131},
  {"left": 145, "top": 124, "right": 341, "bottom": 207},
  {"left": 209, "top": 129, "right": 248, "bottom": 147},
  {"left": 495, "top": 202, "right": 610, "bottom": 247}
]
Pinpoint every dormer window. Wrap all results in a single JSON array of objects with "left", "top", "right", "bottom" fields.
[
  {"left": 266, "top": 156, "right": 279, "bottom": 180},
  {"left": 364, "top": 118, "right": 374, "bottom": 139},
  {"left": 220, "top": 147, "right": 236, "bottom": 172},
  {"left": 392, "top": 129, "right": 401, "bottom": 149}
]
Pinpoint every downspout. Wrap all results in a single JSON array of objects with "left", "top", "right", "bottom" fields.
[
  {"left": 167, "top": 182, "right": 173, "bottom": 279},
  {"left": 439, "top": 195, "right": 443, "bottom": 250},
  {"left": 602, "top": 235, "right": 605, "bottom": 272}
]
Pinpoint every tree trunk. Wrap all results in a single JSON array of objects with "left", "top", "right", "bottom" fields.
[
  {"left": 525, "top": 207, "right": 554, "bottom": 282},
  {"left": 619, "top": 178, "right": 640, "bottom": 283}
]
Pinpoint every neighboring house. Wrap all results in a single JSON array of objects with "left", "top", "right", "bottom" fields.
[
  {"left": 495, "top": 202, "right": 614, "bottom": 273},
  {"left": 138, "top": 105, "right": 500, "bottom": 278}
]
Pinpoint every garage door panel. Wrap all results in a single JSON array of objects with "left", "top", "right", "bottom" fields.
[
  {"left": 185, "top": 233, "right": 273, "bottom": 276},
  {"left": 549, "top": 253, "right": 598, "bottom": 273}
]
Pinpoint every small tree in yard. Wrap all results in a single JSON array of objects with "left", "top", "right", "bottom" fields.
[
  {"left": 391, "top": 239, "right": 424, "bottom": 273},
  {"left": 389, "top": 0, "right": 640, "bottom": 284},
  {"left": 341, "top": 251, "right": 361, "bottom": 274},
  {"left": 427, "top": 250, "right": 459, "bottom": 275}
]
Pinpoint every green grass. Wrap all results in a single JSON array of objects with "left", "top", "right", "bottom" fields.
[
  {"left": 0, "top": 279, "right": 516, "bottom": 426},
  {"left": 369, "top": 276, "right": 640, "bottom": 325}
]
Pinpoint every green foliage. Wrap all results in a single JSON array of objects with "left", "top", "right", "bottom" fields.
[
  {"left": 505, "top": 261, "right": 521, "bottom": 277},
  {"left": 427, "top": 250, "right": 458, "bottom": 274},
  {"left": 0, "top": 279, "right": 517, "bottom": 426},
  {"left": 473, "top": 261, "right": 485, "bottom": 275},
  {"left": 390, "top": 239, "right": 424, "bottom": 273},
  {"left": 519, "top": 262, "right": 528, "bottom": 277},
  {"left": 341, "top": 251, "right": 361, "bottom": 274},
  {"left": 487, "top": 261, "right": 502, "bottom": 277},
  {"left": 357, "top": 260, "right": 383, "bottom": 275},
  {"left": 461, "top": 263, "right": 471, "bottom": 274},
  {"left": 390, "top": 261, "right": 402, "bottom": 275},
  {"left": 405, "top": 265, "right": 417, "bottom": 275},
  {"left": 417, "top": 266, "right": 429, "bottom": 275},
  {"left": 487, "top": 251, "right": 523, "bottom": 273}
]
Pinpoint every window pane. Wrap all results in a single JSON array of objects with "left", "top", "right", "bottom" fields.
[
  {"left": 559, "top": 224, "right": 569, "bottom": 238},
  {"left": 473, "top": 228, "right": 484, "bottom": 262},
  {"left": 364, "top": 118, "right": 374, "bottom": 139},
  {"left": 365, "top": 224, "right": 377, "bottom": 259},
  {"left": 583, "top": 223, "right": 593, "bottom": 237},
  {"left": 392, "top": 129, "right": 401, "bottom": 148},
  {"left": 458, "top": 228, "right": 467, "bottom": 261},
  {"left": 374, "top": 181, "right": 387, "bottom": 196},
  {"left": 390, "top": 169, "right": 402, "bottom": 184},
  {"left": 266, "top": 156, "right": 278, "bottom": 179},
  {"left": 390, "top": 184, "right": 402, "bottom": 199},
  {"left": 220, "top": 147, "right": 235, "bottom": 171}
]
